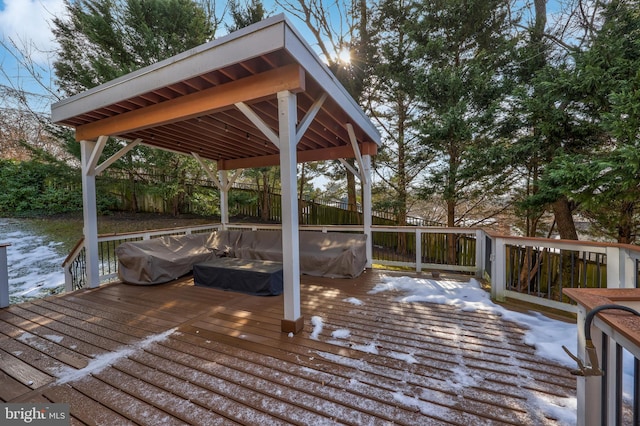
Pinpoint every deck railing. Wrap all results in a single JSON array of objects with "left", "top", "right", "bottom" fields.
[
  {"left": 489, "top": 235, "right": 640, "bottom": 313},
  {"left": 55, "top": 224, "right": 640, "bottom": 309},
  {"left": 592, "top": 318, "right": 640, "bottom": 426},
  {"left": 5, "top": 223, "right": 640, "bottom": 423},
  {"left": 565, "top": 288, "right": 640, "bottom": 425}
]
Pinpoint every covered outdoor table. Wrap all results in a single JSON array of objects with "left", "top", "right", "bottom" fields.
[{"left": 193, "top": 257, "right": 283, "bottom": 296}]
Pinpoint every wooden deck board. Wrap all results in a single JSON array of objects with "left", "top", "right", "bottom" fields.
[
  {"left": 0, "top": 270, "right": 576, "bottom": 425},
  {"left": 43, "top": 385, "right": 136, "bottom": 426}
]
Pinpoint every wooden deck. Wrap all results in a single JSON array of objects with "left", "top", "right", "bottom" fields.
[{"left": 1, "top": 270, "right": 576, "bottom": 425}]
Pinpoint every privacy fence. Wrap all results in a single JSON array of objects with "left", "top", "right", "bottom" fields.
[{"left": 98, "top": 172, "right": 439, "bottom": 227}]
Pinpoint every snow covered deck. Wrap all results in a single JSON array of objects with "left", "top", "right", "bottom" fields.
[{"left": 1, "top": 270, "right": 577, "bottom": 425}]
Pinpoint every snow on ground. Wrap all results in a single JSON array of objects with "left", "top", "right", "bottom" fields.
[
  {"left": 311, "top": 275, "right": 636, "bottom": 425},
  {"left": 367, "top": 276, "right": 577, "bottom": 366},
  {"left": 0, "top": 219, "right": 66, "bottom": 302}
]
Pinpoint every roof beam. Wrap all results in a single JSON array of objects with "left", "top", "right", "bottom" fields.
[
  {"left": 218, "top": 141, "right": 377, "bottom": 170},
  {"left": 75, "top": 64, "right": 306, "bottom": 141}
]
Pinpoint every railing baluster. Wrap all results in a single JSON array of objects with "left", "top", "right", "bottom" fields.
[
  {"left": 634, "top": 357, "right": 639, "bottom": 425},
  {"left": 615, "top": 344, "right": 623, "bottom": 425}
]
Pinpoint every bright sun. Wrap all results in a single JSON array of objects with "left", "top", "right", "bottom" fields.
[{"left": 338, "top": 48, "right": 351, "bottom": 64}]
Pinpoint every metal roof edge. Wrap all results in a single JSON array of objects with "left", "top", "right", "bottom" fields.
[{"left": 51, "top": 14, "right": 290, "bottom": 123}]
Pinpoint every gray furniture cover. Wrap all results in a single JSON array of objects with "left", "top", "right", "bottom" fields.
[
  {"left": 116, "top": 229, "right": 367, "bottom": 285},
  {"left": 193, "top": 257, "right": 283, "bottom": 296},
  {"left": 234, "top": 230, "right": 367, "bottom": 278}
]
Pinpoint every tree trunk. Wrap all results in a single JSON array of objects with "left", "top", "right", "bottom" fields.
[
  {"left": 551, "top": 195, "right": 578, "bottom": 240},
  {"left": 446, "top": 199, "right": 457, "bottom": 264},
  {"left": 617, "top": 201, "right": 635, "bottom": 244}
]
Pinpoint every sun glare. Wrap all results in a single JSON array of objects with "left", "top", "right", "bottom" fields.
[{"left": 338, "top": 48, "right": 351, "bottom": 64}]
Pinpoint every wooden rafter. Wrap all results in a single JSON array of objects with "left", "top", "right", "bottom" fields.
[{"left": 76, "top": 64, "right": 306, "bottom": 141}]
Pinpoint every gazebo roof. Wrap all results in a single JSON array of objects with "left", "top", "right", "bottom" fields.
[{"left": 51, "top": 14, "right": 380, "bottom": 171}]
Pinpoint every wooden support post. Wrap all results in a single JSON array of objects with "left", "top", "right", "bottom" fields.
[
  {"left": 219, "top": 170, "right": 229, "bottom": 226},
  {"left": 278, "top": 91, "right": 303, "bottom": 334},
  {"left": 491, "top": 237, "right": 506, "bottom": 302},
  {"left": 81, "top": 138, "right": 104, "bottom": 288},
  {"left": 475, "top": 229, "right": 485, "bottom": 279},
  {"left": 415, "top": 229, "right": 422, "bottom": 273},
  {"left": 363, "top": 154, "right": 372, "bottom": 268},
  {"left": 575, "top": 303, "right": 603, "bottom": 426}
]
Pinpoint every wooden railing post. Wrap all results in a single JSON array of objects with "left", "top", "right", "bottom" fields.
[
  {"left": 64, "top": 264, "right": 73, "bottom": 293},
  {"left": 606, "top": 246, "right": 622, "bottom": 290},
  {"left": 491, "top": 237, "right": 506, "bottom": 302},
  {"left": 415, "top": 228, "right": 422, "bottom": 273},
  {"left": 575, "top": 302, "right": 603, "bottom": 426},
  {"left": 0, "top": 243, "right": 10, "bottom": 308},
  {"left": 619, "top": 246, "right": 637, "bottom": 289},
  {"left": 475, "top": 230, "right": 485, "bottom": 279},
  {"left": 605, "top": 246, "right": 638, "bottom": 289}
]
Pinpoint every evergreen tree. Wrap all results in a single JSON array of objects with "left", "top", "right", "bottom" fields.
[
  {"left": 226, "top": 0, "right": 269, "bottom": 32},
  {"left": 53, "top": 0, "right": 217, "bottom": 97},
  {"left": 51, "top": 0, "right": 220, "bottom": 215},
  {"left": 548, "top": 0, "right": 640, "bottom": 243},
  {"left": 408, "top": 0, "right": 516, "bottom": 227},
  {"left": 364, "top": 0, "right": 430, "bottom": 227}
]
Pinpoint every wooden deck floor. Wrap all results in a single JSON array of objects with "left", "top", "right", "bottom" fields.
[{"left": 1, "top": 270, "right": 576, "bottom": 425}]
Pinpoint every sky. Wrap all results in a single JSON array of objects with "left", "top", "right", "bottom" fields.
[
  {"left": 0, "top": 0, "right": 562, "bottom": 113},
  {"left": 0, "top": 0, "right": 65, "bottom": 111},
  {"left": 0, "top": 0, "right": 311, "bottom": 113}
]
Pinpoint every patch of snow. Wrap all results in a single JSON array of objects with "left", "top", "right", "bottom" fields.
[
  {"left": 391, "top": 391, "right": 449, "bottom": 419},
  {"left": 310, "top": 316, "right": 324, "bottom": 340},
  {"left": 388, "top": 351, "right": 418, "bottom": 364},
  {"left": 446, "top": 365, "right": 479, "bottom": 391},
  {"left": 44, "top": 334, "right": 64, "bottom": 343},
  {"left": 344, "top": 297, "right": 363, "bottom": 306},
  {"left": 371, "top": 276, "right": 577, "bottom": 367},
  {"left": 56, "top": 328, "right": 177, "bottom": 384},
  {"left": 530, "top": 394, "right": 578, "bottom": 426},
  {"left": 372, "top": 275, "right": 582, "bottom": 423},
  {"left": 0, "top": 221, "right": 66, "bottom": 302},
  {"left": 331, "top": 329, "right": 351, "bottom": 339},
  {"left": 350, "top": 342, "right": 379, "bottom": 355}
]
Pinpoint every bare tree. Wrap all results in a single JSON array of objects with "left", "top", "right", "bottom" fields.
[{"left": 277, "top": 0, "right": 372, "bottom": 215}]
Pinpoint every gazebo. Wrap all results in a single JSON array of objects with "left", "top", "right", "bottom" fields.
[{"left": 51, "top": 14, "right": 381, "bottom": 334}]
